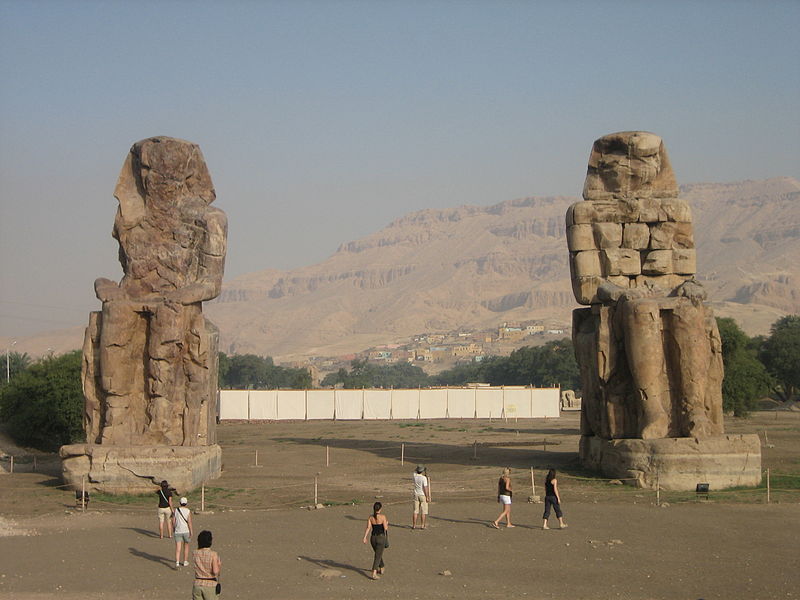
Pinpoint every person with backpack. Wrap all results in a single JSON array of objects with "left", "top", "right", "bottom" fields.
[{"left": 173, "top": 496, "right": 194, "bottom": 567}]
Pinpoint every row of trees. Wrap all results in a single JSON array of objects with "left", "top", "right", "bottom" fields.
[
  {"left": 218, "top": 353, "right": 312, "bottom": 390},
  {"left": 323, "top": 339, "right": 581, "bottom": 391},
  {"left": 0, "top": 316, "right": 796, "bottom": 451},
  {"left": 717, "top": 315, "right": 800, "bottom": 415}
]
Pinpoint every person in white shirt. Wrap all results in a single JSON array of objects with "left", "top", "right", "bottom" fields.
[
  {"left": 173, "top": 497, "right": 194, "bottom": 568},
  {"left": 412, "top": 465, "right": 431, "bottom": 530}
]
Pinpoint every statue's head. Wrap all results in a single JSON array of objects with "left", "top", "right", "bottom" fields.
[
  {"left": 114, "top": 137, "right": 215, "bottom": 227},
  {"left": 582, "top": 131, "right": 677, "bottom": 201}
]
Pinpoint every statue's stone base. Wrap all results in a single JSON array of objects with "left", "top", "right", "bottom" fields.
[
  {"left": 59, "top": 444, "right": 222, "bottom": 495},
  {"left": 579, "top": 434, "right": 761, "bottom": 491}
]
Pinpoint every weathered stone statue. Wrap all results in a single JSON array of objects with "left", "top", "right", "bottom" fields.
[
  {"left": 569, "top": 131, "right": 760, "bottom": 490},
  {"left": 61, "top": 137, "right": 226, "bottom": 493}
]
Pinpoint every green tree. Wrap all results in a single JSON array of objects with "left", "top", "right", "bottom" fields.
[
  {"left": 759, "top": 315, "right": 800, "bottom": 403},
  {"left": 433, "top": 359, "right": 493, "bottom": 386},
  {"left": 0, "top": 350, "right": 84, "bottom": 451},
  {"left": 220, "top": 353, "right": 311, "bottom": 390},
  {"left": 485, "top": 339, "right": 580, "bottom": 389},
  {"left": 322, "top": 359, "right": 430, "bottom": 389},
  {"left": 2, "top": 351, "right": 32, "bottom": 386},
  {"left": 716, "top": 317, "right": 772, "bottom": 416}
]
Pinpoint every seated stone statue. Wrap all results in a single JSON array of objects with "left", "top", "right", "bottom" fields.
[
  {"left": 568, "top": 131, "right": 723, "bottom": 441},
  {"left": 83, "top": 137, "right": 227, "bottom": 447}
]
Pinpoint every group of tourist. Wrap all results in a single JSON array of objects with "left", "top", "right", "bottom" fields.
[
  {"left": 155, "top": 480, "right": 222, "bottom": 599},
  {"left": 362, "top": 466, "right": 567, "bottom": 581},
  {"left": 154, "top": 466, "right": 566, "bottom": 588}
]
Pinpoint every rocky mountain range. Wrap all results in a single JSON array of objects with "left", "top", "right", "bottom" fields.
[
  {"left": 8, "top": 177, "right": 798, "bottom": 362},
  {"left": 206, "top": 177, "right": 799, "bottom": 361}
]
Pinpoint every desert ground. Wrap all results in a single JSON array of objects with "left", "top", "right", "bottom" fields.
[{"left": 1, "top": 410, "right": 799, "bottom": 600}]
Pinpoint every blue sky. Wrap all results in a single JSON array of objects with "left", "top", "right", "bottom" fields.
[{"left": 1, "top": 0, "right": 798, "bottom": 337}]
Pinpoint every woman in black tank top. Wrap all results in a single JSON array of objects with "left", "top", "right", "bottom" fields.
[
  {"left": 362, "top": 501, "right": 389, "bottom": 579},
  {"left": 542, "top": 469, "right": 567, "bottom": 529},
  {"left": 492, "top": 467, "right": 514, "bottom": 529}
]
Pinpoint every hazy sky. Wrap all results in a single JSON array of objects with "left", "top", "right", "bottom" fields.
[{"left": 1, "top": 0, "right": 798, "bottom": 338}]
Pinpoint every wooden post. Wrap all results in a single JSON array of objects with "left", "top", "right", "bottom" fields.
[
  {"left": 201, "top": 484, "right": 206, "bottom": 512},
  {"left": 314, "top": 475, "right": 318, "bottom": 506},
  {"left": 9, "top": 456, "right": 13, "bottom": 474},
  {"left": 81, "top": 476, "right": 86, "bottom": 512},
  {"left": 543, "top": 439, "right": 547, "bottom": 452},
  {"left": 255, "top": 449, "right": 259, "bottom": 466},
  {"left": 326, "top": 445, "right": 330, "bottom": 467},
  {"left": 473, "top": 440, "right": 478, "bottom": 460},
  {"left": 764, "top": 431, "right": 770, "bottom": 446},
  {"left": 530, "top": 467, "right": 535, "bottom": 498},
  {"left": 401, "top": 443, "right": 405, "bottom": 466},
  {"left": 766, "top": 468, "right": 770, "bottom": 504},
  {"left": 656, "top": 469, "right": 660, "bottom": 507},
  {"left": 33, "top": 456, "right": 37, "bottom": 471}
]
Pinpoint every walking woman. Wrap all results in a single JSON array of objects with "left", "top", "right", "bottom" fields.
[
  {"left": 156, "top": 480, "right": 174, "bottom": 538},
  {"left": 492, "top": 467, "right": 514, "bottom": 528},
  {"left": 362, "top": 501, "right": 389, "bottom": 580},
  {"left": 542, "top": 469, "right": 567, "bottom": 530}
]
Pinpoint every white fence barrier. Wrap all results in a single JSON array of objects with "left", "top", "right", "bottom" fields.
[{"left": 219, "top": 387, "right": 560, "bottom": 421}]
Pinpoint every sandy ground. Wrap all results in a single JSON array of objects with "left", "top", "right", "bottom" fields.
[{"left": 1, "top": 411, "right": 799, "bottom": 600}]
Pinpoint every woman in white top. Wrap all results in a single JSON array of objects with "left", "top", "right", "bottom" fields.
[{"left": 173, "top": 497, "right": 194, "bottom": 568}]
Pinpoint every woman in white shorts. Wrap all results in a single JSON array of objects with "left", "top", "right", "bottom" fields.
[
  {"left": 156, "top": 480, "right": 174, "bottom": 539},
  {"left": 492, "top": 467, "right": 514, "bottom": 528}
]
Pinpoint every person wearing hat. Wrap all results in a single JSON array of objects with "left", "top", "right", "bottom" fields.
[
  {"left": 173, "top": 496, "right": 194, "bottom": 568},
  {"left": 411, "top": 465, "right": 431, "bottom": 530}
]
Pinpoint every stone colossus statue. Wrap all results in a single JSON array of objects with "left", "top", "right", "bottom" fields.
[{"left": 83, "top": 137, "right": 227, "bottom": 446}]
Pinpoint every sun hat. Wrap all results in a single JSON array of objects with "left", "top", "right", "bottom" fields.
[
  {"left": 415, "top": 465, "right": 426, "bottom": 474},
  {"left": 180, "top": 497, "right": 188, "bottom": 505}
]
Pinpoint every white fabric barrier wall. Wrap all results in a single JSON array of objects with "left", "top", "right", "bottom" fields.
[
  {"left": 277, "top": 390, "right": 306, "bottom": 420},
  {"left": 391, "top": 389, "right": 419, "bottom": 419},
  {"left": 220, "top": 387, "right": 561, "bottom": 420},
  {"left": 475, "top": 389, "right": 504, "bottom": 419},
  {"left": 532, "top": 387, "right": 560, "bottom": 417},
  {"left": 503, "top": 388, "right": 531, "bottom": 418},
  {"left": 219, "top": 390, "right": 249, "bottom": 420},
  {"left": 447, "top": 389, "right": 475, "bottom": 419},
  {"left": 249, "top": 390, "right": 278, "bottom": 420},
  {"left": 363, "top": 390, "right": 392, "bottom": 420},
  {"left": 335, "top": 390, "right": 363, "bottom": 419},
  {"left": 419, "top": 388, "right": 448, "bottom": 419},
  {"left": 306, "top": 390, "right": 335, "bottom": 420}
]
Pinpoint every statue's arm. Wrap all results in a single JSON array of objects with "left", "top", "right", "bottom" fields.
[
  {"left": 94, "top": 277, "right": 128, "bottom": 302},
  {"left": 166, "top": 207, "right": 228, "bottom": 305}
]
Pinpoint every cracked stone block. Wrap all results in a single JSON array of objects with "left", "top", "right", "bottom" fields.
[
  {"left": 650, "top": 222, "right": 677, "bottom": 249},
  {"left": 567, "top": 224, "right": 597, "bottom": 251},
  {"left": 661, "top": 198, "right": 692, "bottom": 222},
  {"left": 673, "top": 249, "right": 697, "bottom": 274},
  {"left": 602, "top": 248, "right": 641, "bottom": 276},
  {"left": 593, "top": 222, "right": 623, "bottom": 248},
  {"left": 573, "top": 250, "right": 603, "bottom": 277},
  {"left": 622, "top": 223, "right": 650, "bottom": 249},
  {"left": 642, "top": 249, "right": 673, "bottom": 274}
]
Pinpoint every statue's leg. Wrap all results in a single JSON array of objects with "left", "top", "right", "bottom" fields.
[
  {"left": 98, "top": 302, "right": 141, "bottom": 444},
  {"left": 622, "top": 298, "right": 670, "bottom": 439},
  {"left": 671, "top": 300, "right": 720, "bottom": 437},
  {"left": 145, "top": 303, "right": 185, "bottom": 445},
  {"left": 82, "top": 312, "right": 103, "bottom": 444},
  {"left": 181, "top": 308, "right": 207, "bottom": 446}
]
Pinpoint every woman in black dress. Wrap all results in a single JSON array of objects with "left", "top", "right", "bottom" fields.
[
  {"left": 542, "top": 469, "right": 567, "bottom": 530},
  {"left": 362, "top": 501, "right": 389, "bottom": 580}
]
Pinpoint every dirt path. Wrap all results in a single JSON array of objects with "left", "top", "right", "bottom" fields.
[{"left": 1, "top": 411, "right": 799, "bottom": 599}]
